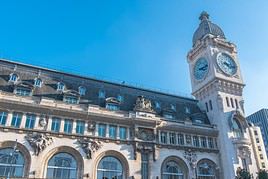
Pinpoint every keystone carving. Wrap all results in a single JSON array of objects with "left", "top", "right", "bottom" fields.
[
  {"left": 77, "top": 138, "right": 102, "bottom": 159},
  {"left": 25, "top": 133, "right": 53, "bottom": 156},
  {"left": 184, "top": 149, "right": 197, "bottom": 169}
]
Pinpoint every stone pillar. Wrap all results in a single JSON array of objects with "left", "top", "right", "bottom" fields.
[
  {"left": 116, "top": 125, "right": 120, "bottom": 139},
  {"left": 95, "top": 123, "right": 99, "bottom": 137},
  {"left": 167, "top": 132, "right": 170, "bottom": 144},
  {"left": 72, "top": 120, "right": 77, "bottom": 134},
  {"left": 105, "top": 124, "right": 109, "bottom": 138},
  {"left": 60, "top": 119, "right": 65, "bottom": 133},
  {"left": 47, "top": 116, "right": 52, "bottom": 131},
  {"left": 20, "top": 113, "right": 27, "bottom": 128},
  {"left": 5, "top": 112, "right": 13, "bottom": 126}
]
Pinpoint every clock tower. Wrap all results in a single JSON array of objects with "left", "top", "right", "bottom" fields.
[{"left": 187, "top": 12, "right": 260, "bottom": 178}]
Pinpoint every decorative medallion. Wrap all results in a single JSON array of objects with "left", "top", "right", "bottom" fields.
[{"left": 25, "top": 133, "right": 53, "bottom": 156}]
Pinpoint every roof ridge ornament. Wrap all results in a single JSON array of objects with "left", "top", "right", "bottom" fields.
[{"left": 199, "top": 11, "right": 209, "bottom": 21}]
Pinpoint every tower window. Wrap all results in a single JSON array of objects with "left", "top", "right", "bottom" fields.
[
  {"left": 226, "top": 97, "right": 230, "bottom": 107},
  {"left": 160, "top": 132, "right": 167, "bottom": 144},
  {"left": 230, "top": 98, "right": 234, "bottom": 108},
  {"left": 34, "top": 78, "right": 42, "bottom": 87},
  {"left": 78, "top": 86, "right": 86, "bottom": 96},
  {"left": 9, "top": 73, "right": 18, "bottom": 82},
  {"left": 205, "top": 102, "right": 209, "bottom": 112},
  {"left": 209, "top": 100, "right": 213, "bottom": 110}
]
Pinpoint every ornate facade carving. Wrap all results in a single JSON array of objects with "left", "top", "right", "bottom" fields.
[
  {"left": 77, "top": 138, "right": 102, "bottom": 159},
  {"left": 39, "top": 114, "right": 48, "bottom": 128},
  {"left": 25, "top": 133, "right": 53, "bottom": 156},
  {"left": 136, "top": 128, "right": 155, "bottom": 141},
  {"left": 87, "top": 122, "right": 96, "bottom": 131},
  {"left": 134, "top": 96, "right": 154, "bottom": 113},
  {"left": 184, "top": 149, "right": 197, "bottom": 169},
  {"left": 136, "top": 142, "right": 156, "bottom": 161}
]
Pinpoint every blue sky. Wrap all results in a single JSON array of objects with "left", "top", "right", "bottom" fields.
[{"left": 0, "top": 0, "right": 267, "bottom": 115}]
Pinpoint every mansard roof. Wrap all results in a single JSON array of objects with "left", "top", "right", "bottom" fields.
[{"left": 0, "top": 59, "right": 210, "bottom": 125}]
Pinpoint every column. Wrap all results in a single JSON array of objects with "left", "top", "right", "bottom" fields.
[
  {"left": 106, "top": 124, "right": 109, "bottom": 138},
  {"left": 95, "top": 123, "right": 99, "bottom": 137},
  {"left": 116, "top": 125, "right": 120, "bottom": 140},
  {"left": 167, "top": 132, "right": 170, "bottom": 144},
  {"left": 126, "top": 128, "right": 129, "bottom": 140},
  {"left": 46, "top": 116, "right": 52, "bottom": 131},
  {"left": 72, "top": 120, "right": 77, "bottom": 134},
  {"left": 20, "top": 113, "right": 27, "bottom": 128},
  {"left": 59, "top": 119, "right": 65, "bottom": 133},
  {"left": 5, "top": 112, "right": 13, "bottom": 126},
  {"left": 34, "top": 115, "right": 40, "bottom": 129}
]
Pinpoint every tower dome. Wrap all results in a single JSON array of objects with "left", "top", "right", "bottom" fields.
[{"left": 192, "top": 11, "right": 225, "bottom": 46}]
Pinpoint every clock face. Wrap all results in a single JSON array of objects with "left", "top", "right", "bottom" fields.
[
  {"left": 194, "top": 58, "right": 209, "bottom": 80},
  {"left": 216, "top": 53, "right": 237, "bottom": 76}
]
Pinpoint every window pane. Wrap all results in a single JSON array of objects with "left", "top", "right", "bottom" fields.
[
  {"left": 47, "top": 153, "right": 77, "bottom": 179},
  {"left": 25, "top": 114, "right": 36, "bottom": 129},
  {"left": 97, "top": 156, "right": 123, "bottom": 179},
  {"left": 51, "top": 117, "right": 61, "bottom": 132},
  {"left": 98, "top": 124, "right": 106, "bottom": 137},
  {"left": 0, "top": 148, "right": 24, "bottom": 177},
  {"left": 76, "top": 120, "right": 85, "bottom": 134},
  {"left": 119, "top": 127, "right": 126, "bottom": 140},
  {"left": 11, "top": 113, "right": 22, "bottom": 128},
  {"left": 64, "top": 119, "right": 73, "bottom": 134},
  {"left": 0, "top": 111, "right": 7, "bottom": 126},
  {"left": 109, "top": 125, "right": 117, "bottom": 139}
]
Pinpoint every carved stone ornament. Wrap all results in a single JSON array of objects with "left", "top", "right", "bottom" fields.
[
  {"left": 136, "top": 128, "right": 155, "bottom": 141},
  {"left": 77, "top": 138, "right": 102, "bottom": 159},
  {"left": 238, "top": 146, "right": 251, "bottom": 158},
  {"left": 39, "top": 114, "right": 48, "bottom": 128},
  {"left": 184, "top": 149, "right": 197, "bottom": 169},
  {"left": 136, "top": 142, "right": 156, "bottom": 161},
  {"left": 134, "top": 96, "right": 154, "bottom": 113},
  {"left": 25, "top": 133, "right": 53, "bottom": 156},
  {"left": 87, "top": 122, "right": 96, "bottom": 131}
]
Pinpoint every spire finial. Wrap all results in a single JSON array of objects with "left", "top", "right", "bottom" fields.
[{"left": 199, "top": 11, "right": 209, "bottom": 21}]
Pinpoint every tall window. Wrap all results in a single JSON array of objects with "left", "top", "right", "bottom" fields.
[
  {"left": 205, "top": 102, "right": 209, "bottom": 112},
  {"left": 15, "top": 88, "right": 31, "bottom": 96},
  {"left": 78, "top": 86, "right": 86, "bottom": 96},
  {"left": 98, "top": 124, "right": 106, "bottom": 137},
  {"left": 9, "top": 74, "right": 18, "bottom": 82},
  {"left": 0, "top": 111, "right": 7, "bottom": 126},
  {"left": 162, "top": 160, "right": 184, "bottom": 179},
  {"left": 25, "top": 114, "right": 36, "bottom": 129},
  {"left": 201, "top": 137, "right": 207, "bottom": 148},
  {"left": 64, "top": 119, "right": 73, "bottom": 134},
  {"left": 11, "top": 113, "right": 22, "bottom": 128},
  {"left": 197, "top": 160, "right": 216, "bottom": 179},
  {"left": 230, "top": 98, "right": 234, "bottom": 108},
  {"left": 232, "top": 119, "right": 242, "bottom": 138},
  {"left": 109, "top": 125, "right": 117, "bottom": 139},
  {"left": 169, "top": 133, "right": 176, "bottom": 145},
  {"left": 160, "top": 132, "right": 167, "bottom": 144},
  {"left": 119, "top": 127, "right": 127, "bottom": 140},
  {"left": 209, "top": 100, "right": 213, "bottom": 111},
  {"left": 177, "top": 134, "right": 184, "bottom": 145},
  {"left": 34, "top": 78, "right": 42, "bottom": 87},
  {"left": 97, "top": 156, "right": 123, "bottom": 179},
  {"left": 0, "top": 148, "right": 25, "bottom": 178},
  {"left": 141, "top": 153, "right": 149, "bottom": 179},
  {"left": 208, "top": 138, "right": 214, "bottom": 149},
  {"left": 46, "top": 153, "right": 77, "bottom": 179},
  {"left": 193, "top": 136, "right": 200, "bottom": 147},
  {"left": 76, "top": 120, "right": 85, "bottom": 135},
  {"left": 235, "top": 99, "right": 239, "bottom": 109},
  {"left": 51, "top": 117, "right": 61, "bottom": 132}
]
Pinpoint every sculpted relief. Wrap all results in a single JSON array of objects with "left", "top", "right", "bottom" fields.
[
  {"left": 25, "top": 133, "right": 53, "bottom": 156},
  {"left": 134, "top": 96, "right": 154, "bottom": 113},
  {"left": 77, "top": 138, "right": 102, "bottom": 159}
]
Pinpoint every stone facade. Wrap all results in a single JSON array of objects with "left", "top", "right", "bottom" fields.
[{"left": 0, "top": 12, "right": 266, "bottom": 179}]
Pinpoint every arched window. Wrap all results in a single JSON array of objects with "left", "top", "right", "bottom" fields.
[
  {"left": 57, "top": 82, "right": 65, "bottom": 91},
  {"left": 197, "top": 159, "right": 217, "bottom": 179},
  {"left": 161, "top": 157, "right": 188, "bottom": 179},
  {"left": 46, "top": 153, "right": 77, "bottom": 179},
  {"left": 233, "top": 118, "right": 243, "bottom": 138},
  {"left": 0, "top": 148, "right": 24, "bottom": 178},
  {"left": 162, "top": 161, "right": 184, "bottom": 179},
  {"left": 34, "top": 78, "right": 42, "bottom": 87},
  {"left": 97, "top": 156, "right": 123, "bottom": 179},
  {"left": 9, "top": 73, "right": 18, "bottom": 82},
  {"left": 78, "top": 86, "right": 86, "bottom": 96}
]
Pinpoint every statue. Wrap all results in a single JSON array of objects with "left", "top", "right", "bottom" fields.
[
  {"left": 134, "top": 96, "right": 154, "bottom": 112},
  {"left": 77, "top": 138, "right": 102, "bottom": 159},
  {"left": 25, "top": 133, "right": 53, "bottom": 156}
]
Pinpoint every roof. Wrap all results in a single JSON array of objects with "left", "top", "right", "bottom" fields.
[{"left": 0, "top": 58, "right": 211, "bottom": 125}]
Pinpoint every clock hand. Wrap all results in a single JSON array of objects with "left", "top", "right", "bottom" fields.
[{"left": 199, "top": 64, "right": 208, "bottom": 71}]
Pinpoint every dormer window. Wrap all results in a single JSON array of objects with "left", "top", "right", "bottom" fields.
[
  {"left": 99, "top": 90, "right": 105, "bottom": 98},
  {"left": 155, "top": 101, "right": 161, "bottom": 109},
  {"left": 163, "top": 113, "right": 175, "bottom": 120},
  {"left": 9, "top": 73, "right": 18, "bottom": 82},
  {"left": 57, "top": 82, "right": 65, "bottom": 91},
  {"left": 105, "top": 97, "right": 120, "bottom": 111},
  {"left": 185, "top": 106, "right": 191, "bottom": 114},
  {"left": 171, "top": 104, "right": 176, "bottom": 111},
  {"left": 34, "top": 78, "right": 42, "bottom": 87},
  {"left": 117, "top": 95, "right": 124, "bottom": 102},
  {"left": 78, "top": 86, "right": 86, "bottom": 96}
]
